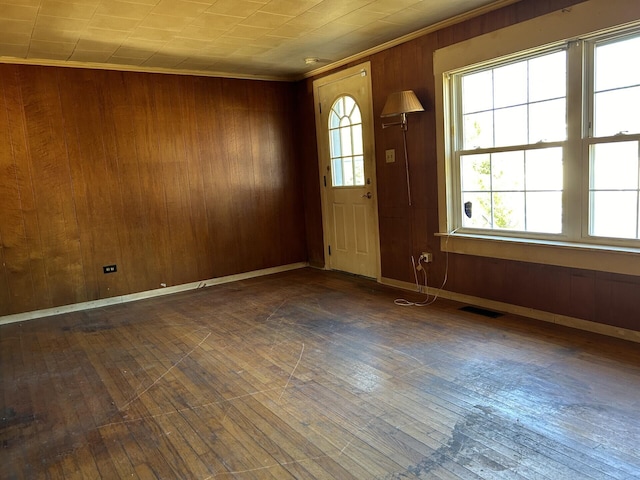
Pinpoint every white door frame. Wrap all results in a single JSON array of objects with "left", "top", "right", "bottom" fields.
[{"left": 313, "top": 62, "right": 381, "bottom": 280}]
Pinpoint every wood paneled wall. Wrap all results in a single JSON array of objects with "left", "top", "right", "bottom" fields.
[
  {"left": 0, "top": 65, "right": 306, "bottom": 316},
  {"left": 300, "top": 0, "right": 640, "bottom": 333}
]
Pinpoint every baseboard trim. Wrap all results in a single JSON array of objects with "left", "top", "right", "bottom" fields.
[
  {"left": 380, "top": 276, "right": 640, "bottom": 344},
  {"left": 0, "top": 262, "right": 309, "bottom": 326}
]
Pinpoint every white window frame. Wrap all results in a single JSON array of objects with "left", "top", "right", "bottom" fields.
[{"left": 434, "top": 0, "right": 640, "bottom": 275}]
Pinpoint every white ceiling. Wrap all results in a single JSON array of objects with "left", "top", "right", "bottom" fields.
[{"left": 0, "top": 0, "right": 518, "bottom": 80}]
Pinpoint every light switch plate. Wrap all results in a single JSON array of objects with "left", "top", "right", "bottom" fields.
[{"left": 385, "top": 149, "right": 395, "bottom": 163}]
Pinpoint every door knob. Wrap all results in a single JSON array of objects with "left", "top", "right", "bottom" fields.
[{"left": 361, "top": 192, "right": 372, "bottom": 199}]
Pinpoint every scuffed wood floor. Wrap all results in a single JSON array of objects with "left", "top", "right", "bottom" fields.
[{"left": 1, "top": 268, "right": 639, "bottom": 479}]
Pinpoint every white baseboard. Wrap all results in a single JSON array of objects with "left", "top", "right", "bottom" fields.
[
  {"left": 380, "top": 276, "right": 640, "bottom": 344},
  {"left": 0, "top": 262, "right": 308, "bottom": 326}
]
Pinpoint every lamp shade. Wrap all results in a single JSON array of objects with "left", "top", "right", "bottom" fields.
[{"left": 380, "top": 90, "right": 424, "bottom": 117}]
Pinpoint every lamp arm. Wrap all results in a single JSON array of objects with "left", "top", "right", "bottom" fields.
[
  {"left": 381, "top": 112, "right": 408, "bottom": 131},
  {"left": 402, "top": 128, "right": 411, "bottom": 206}
]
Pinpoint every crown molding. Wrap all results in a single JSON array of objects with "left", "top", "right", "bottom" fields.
[{"left": 0, "top": 56, "right": 291, "bottom": 82}]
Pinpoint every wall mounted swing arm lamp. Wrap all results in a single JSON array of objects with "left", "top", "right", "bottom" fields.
[
  {"left": 381, "top": 90, "right": 424, "bottom": 130},
  {"left": 380, "top": 90, "right": 425, "bottom": 205}
]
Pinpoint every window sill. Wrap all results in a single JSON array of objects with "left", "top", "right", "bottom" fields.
[{"left": 436, "top": 232, "right": 640, "bottom": 276}]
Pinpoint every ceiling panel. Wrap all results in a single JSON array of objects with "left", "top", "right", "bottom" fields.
[{"left": 0, "top": 0, "right": 519, "bottom": 80}]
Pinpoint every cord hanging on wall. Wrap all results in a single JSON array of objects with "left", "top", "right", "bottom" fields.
[{"left": 381, "top": 90, "right": 424, "bottom": 206}]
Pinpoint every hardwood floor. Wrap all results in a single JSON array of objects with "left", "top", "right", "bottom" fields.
[{"left": 1, "top": 268, "right": 639, "bottom": 479}]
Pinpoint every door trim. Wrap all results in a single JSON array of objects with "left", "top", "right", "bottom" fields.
[{"left": 312, "top": 62, "right": 381, "bottom": 280}]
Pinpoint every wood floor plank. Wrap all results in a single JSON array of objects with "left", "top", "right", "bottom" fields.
[{"left": 2, "top": 268, "right": 640, "bottom": 479}]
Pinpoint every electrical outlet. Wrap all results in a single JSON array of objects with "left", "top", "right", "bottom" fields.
[
  {"left": 421, "top": 252, "right": 432, "bottom": 263},
  {"left": 103, "top": 264, "right": 117, "bottom": 274},
  {"left": 385, "top": 149, "right": 395, "bottom": 163}
]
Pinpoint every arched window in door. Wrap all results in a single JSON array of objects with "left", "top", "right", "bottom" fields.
[{"left": 328, "top": 95, "right": 365, "bottom": 187}]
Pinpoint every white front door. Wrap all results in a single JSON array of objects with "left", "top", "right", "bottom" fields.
[{"left": 314, "top": 62, "right": 380, "bottom": 279}]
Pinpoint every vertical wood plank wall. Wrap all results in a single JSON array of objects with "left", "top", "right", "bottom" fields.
[
  {"left": 0, "top": 65, "right": 306, "bottom": 316},
  {"left": 299, "top": 0, "right": 640, "bottom": 333}
]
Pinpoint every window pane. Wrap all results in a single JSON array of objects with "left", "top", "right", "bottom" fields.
[
  {"left": 594, "top": 86, "right": 640, "bottom": 136},
  {"left": 529, "top": 98, "right": 566, "bottom": 143},
  {"left": 494, "top": 105, "right": 527, "bottom": 147},
  {"left": 491, "top": 151, "right": 524, "bottom": 191},
  {"left": 354, "top": 156, "right": 365, "bottom": 185},
  {"left": 462, "top": 192, "right": 492, "bottom": 228},
  {"left": 334, "top": 97, "right": 344, "bottom": 116},
  {"left": 344, "top": 96, "right": 356, "bottom": 116},
  {"left": 526, "top": 192, "right": 562, "bottom": 233},
  {"left": 590, "top": 191, "right": 638, "bottom": 238},
  {"left": 591, "top": 142, "right": 639, "bottom": 190},
  {"left": 529, "top": 51, "right": 566, "bottom": 102},
  {"left": 330, "top": 111, "right": 340, "bottom": 129},
  {"left": 493, "top": 192, "right": 525, "bottom": 230},
  {"left": 463, "top": 111, "right": 494, "bottom": 149},
  {"left": 342, "top": 157, "right": 354, "bottom": 185},
  {"left": 351, "top": 105, "right": 362, "bottom": 124},
  {"left": 461, "top": 154, "right": 491, "bottom": 191},
  {"left": 330, "top": 129, "right": 341, "bottom": 158},
  {"left": 352, "top": 124, "right": 363, "bottom": 155},
  {"left": 595, "top": 35, "right": 640, "bottom": 92},
  {"left": 462, "top": 70, "right": 493, "bottom": 113},
  {"left": 494, "top": 61, "right": 527, "bottom": 108},
  {"left": 526, "top": 148, "right": 563, "bottom": 190},
  {"left": 340, "top": 126, "right": 352, "bottom": 156},
  {"left": 332, "top": 159, "right": 344, "bottom": 186}
]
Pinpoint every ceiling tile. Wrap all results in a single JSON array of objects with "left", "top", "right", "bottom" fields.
[
  {"left": 151, "top": 0, "right": 209, "bottom": 17},
  {"left": 190, "top": 12, "right": 240, "bottom": 29},
  {"left": 69, "top": 49, "right": 115, "bottom": 62},
  {"left": 74, "top": 38, "right": 122, "bottom": 52},
  {"left": 39, "top": 1, "right": 98, "bottom": 20},
  {"left": 0, "top": 18, "right": 33, "bottom": 34},
  {"left": 1, "top": 0, "right": 42, "bottom": 6},
  {"left": 362, "top": 0, "right": 423, "bottom": 15},
  {"left": 175, "top": 24, "right": 226, "bottom": 40},
  {"left": 113, "top": 45, "right": 155, "bottom": 59},
  {"left": 0, "top": 43, "right": 28, "bottom": 57},
  {"left": 240, "top": 11, "right": 292, "bottom": 29},
  {"left": 0, "top": 30, "right": 30, "bottom": 45},
  {"left": 108, "top": 55, "right": 147, "bottom": 65},
  {"left": 82, "top": 27, "right": 129, "bottom": 41},
  {"left": 88, "top": 14, "right": 141, "bottom": 31},
  {"left": 28, "top": 39, "right": 76, "bottom": 59},
  {"left": 142, "top": 52, "right": 186, "bottom": 68},
  {"left": 205, "top": 0, "right": 261, "bottom": 18},
  {"left": 95, "top": 1, "right": 154, "bottom": 19},
  {"left": 128, "top": 26, "right": 176, "bottom": 42},
  {"left": 335, "top": 9, "right": 386, "bottom": 27},
  {"left": 259, "top": 0, "right": 321, "bottom": 16},
  {"left": 0, "top": 3, "right": 38, "bottom": 21},
  {"left": 265, "top": 23, "right": 309, "bottom": 39},
  {"left": 308, "top": 0, "right": 372, "bottom": 18},
  {"left": 224, "top": 24, "right": 270, "bottom": 40},
  {"left": 138, "top": 13, "right": 193, "bottom": 31},
  {"left": 32, "top": 25, "right": 82, "bottom": 42},
  {"left": 34, "top": 14, "right": 89, "bottom": 32},
  {"left": 116, "top": 0, "right": 161, "bottom": 5}
]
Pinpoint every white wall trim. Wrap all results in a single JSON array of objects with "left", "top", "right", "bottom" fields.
[
  {"left": 0, "top": 262, "right": 308, "bottom": 326},
  {"left": 380, "top": 276, "right": 640, "bottom": 344}
]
